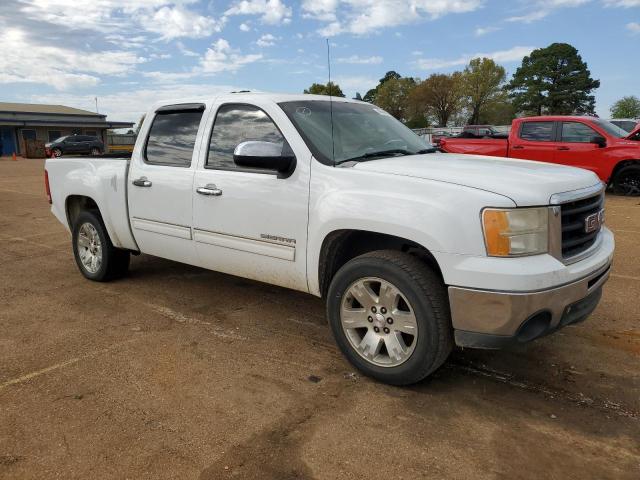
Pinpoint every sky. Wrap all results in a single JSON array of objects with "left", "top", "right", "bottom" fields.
[{"left": 0, "top": 0, "right": 638, "bottom": 124}]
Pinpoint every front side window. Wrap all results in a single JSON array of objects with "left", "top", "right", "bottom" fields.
[
  {"left": 594, "top": 119, "right": 629, "bottom": 138},
  {"left": 145, "top": 110, "right": 203, "bottom": 167},
  {"left": 561, "top": 122, "right": 599, "bottom": 143},
  {"left": 279, "top": 101, "right": 431, "bottom": 165},
  {"left": 207, "top": 104, "right": 285, "bottom": 170},
  {"left": 520, "top": 122, "right": 554, "bottom": 142}
]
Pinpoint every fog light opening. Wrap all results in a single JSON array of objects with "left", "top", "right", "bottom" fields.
[{"left": 517, "top": 311, "right": 552, "bottom": 343}]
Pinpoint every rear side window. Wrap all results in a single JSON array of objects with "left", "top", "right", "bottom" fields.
[
  {"left": 520, "top": 122, "right": 554, "bottom": 142},
  {"left": 145, "top": 111, "right": 203, "bottom": 167},
  {"left": 561, "top": 122, "right": 599, "bottom": 143},
  {"left": 207, "top": 104, "right": 285, "bottom": 170}
]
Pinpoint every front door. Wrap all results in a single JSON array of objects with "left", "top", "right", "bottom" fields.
[
  {"left": 192, "top": 101, "right": 310, "bottom": 291},
  {"left": 127, "top": 104, "right": 206, "bottom": 265},
  {"left": 510, "top": 120, "right": 559, "bottom": 162},
  {"left": 553, "top": 121, "right": 604, "bottom": 175}
]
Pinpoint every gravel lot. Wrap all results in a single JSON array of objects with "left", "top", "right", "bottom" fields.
[{"left": 1, "top": 158, "right": 639, "bottom": 480}]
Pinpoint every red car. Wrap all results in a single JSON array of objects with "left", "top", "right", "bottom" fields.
[{"left": 440, "top": 116, "right": 640, "bottom": 195}]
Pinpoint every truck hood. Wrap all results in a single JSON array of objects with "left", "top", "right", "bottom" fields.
[{"left": 352, "top": 152, "right": 601, "bottom": 206}]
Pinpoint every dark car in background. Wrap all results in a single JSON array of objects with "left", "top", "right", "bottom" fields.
[{"left": 45, "top": 135, "right": 104, "bottom": 157}]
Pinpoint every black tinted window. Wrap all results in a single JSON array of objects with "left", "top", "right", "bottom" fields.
[
  {"left": 207, "top": 104, "right": 284, "bottom": 170},
  {"left": 561, "top": 122, "right": 599, "bottom": 143},
  {"left": 145, "top": 111, "right": 203, "bottom": 167},
  {"left": 67, "top": 136, "right": 82, "bottom": 143},
  {"left": 520, "top": 122, "right": 554, "bottom": 142}
]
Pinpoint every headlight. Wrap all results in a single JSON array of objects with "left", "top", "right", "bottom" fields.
[{"left": 482, "top": 207, "right": 548, "bottom": 257}]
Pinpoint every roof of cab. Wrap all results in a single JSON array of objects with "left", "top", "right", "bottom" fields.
[{"left": 150, "top": 92, "right": 362, "bottom": 112}]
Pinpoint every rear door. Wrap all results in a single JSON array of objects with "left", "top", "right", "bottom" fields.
[
  {"left": 554, "top": 121, "right": 604, "bottom": 174},
  {"left": 192, "top": 100, "right": 311, "bottom": 292},
  {"left": 510, "top": 120, "right": 559, "bottom": 162},
  {"left": 127, "top": 103, "right": 206, "bottom": 265}
]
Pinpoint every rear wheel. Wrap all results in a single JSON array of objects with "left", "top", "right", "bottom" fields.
[
  {"left": 613, "top": 165, "right": 640, "bottom": 196},
  {"left": 327, "top": 250, "right": 453, "bottom": 385},
  {"left": 90, "top": 147, "right": 101, "bottom": 156},
  {"left": 72, "top": 210, "right": 130, "bottom": 281}
]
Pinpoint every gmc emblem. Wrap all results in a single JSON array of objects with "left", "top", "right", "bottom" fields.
[{"left": 584, "top": 209, "right": 605, "bottom": 233}]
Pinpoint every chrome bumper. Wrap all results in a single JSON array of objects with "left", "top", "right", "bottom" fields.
[{"left": 448, "top": 261, "right": 611, "bottom": 349}]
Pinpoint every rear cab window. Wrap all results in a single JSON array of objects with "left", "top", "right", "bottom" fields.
[
  {"left": 519, "top": 122, "right": 554, "bottom": 142},
  {"left": 145, "top": 105, "right": 205, "bottom": 167}
]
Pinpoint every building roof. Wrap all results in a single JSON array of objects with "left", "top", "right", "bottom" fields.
[{"left": 0, "top": 102, "right": 104, "bottom": 117}]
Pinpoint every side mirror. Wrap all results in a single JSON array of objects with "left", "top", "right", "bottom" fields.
[
  {"left": 591, "top": 136, "right": 606, "bottom": 148},
  {"left": 233, "top": 141, "right": 296, "bottom": 176}
]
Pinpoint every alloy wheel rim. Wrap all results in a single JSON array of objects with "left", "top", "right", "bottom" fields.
[
  {"left": 77, "top": 223, "right": 102, "bottom": 274},
  {"left": 340, "top": 277, "right": 418, "bottom": 367},
  {"left": 619, "top": 172, "right": 640, "bottom": 196}
]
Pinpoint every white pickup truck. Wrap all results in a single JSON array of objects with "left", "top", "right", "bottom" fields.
[{"left": 45, "top": 93, "right": 614, "bottom": 385}]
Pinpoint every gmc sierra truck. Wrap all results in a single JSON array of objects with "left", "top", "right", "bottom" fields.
[
  {"left": 45, "top": 93, "right": 614, "bottom": 385},
  {"left": 440, "top": 116, "right": 640, "bottom": 196}
]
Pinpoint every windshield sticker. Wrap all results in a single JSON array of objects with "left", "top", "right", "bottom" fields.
[{"left": 296, "top": 107, "right": 312, "bottom": 117}]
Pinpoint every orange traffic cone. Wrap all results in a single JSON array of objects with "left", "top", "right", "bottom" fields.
[{"left": 12, "top": 152, "right": 17, "bottom": 161}]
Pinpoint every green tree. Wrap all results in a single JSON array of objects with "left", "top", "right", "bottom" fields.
[
  {"left": 477, "top": 91, "right": 517, "bottom": 125},
  {"left": 362, "top": 70, "right": 402, "bottom": 104},
  {"left": 409, "top": 72, "right": 464, "bottom": 127},
  {"left": 373, "top": 77, "right": 417, "bottom": 120},
  {"left": 303, "top": 81, "right": 345, "bottom": 97},
  {"left": 461, "top": 58, "right": 506, "bottom": 125},
  {"left": 507, "top": 43, "right": 600, "bottom": 115},
  {"left": 610, "top": 96, "right": 640, "bottom": 118}
]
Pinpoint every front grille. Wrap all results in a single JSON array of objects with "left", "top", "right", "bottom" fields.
[{"left": 561, "top": 193, "right": 604, "bottom": 258}]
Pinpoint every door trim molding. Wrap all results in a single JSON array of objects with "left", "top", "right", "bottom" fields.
[
  {"left": 193, "top": 228, "right": 295, "bottom": 261},
  {"left": 131, "top": 217, "right": 192, "bottom": 240}
]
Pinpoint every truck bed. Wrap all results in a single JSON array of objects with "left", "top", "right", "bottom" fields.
[
  {"left": 45, "top": 156, "right": 138, "bottom": 251},
  {"left": 440, "top": 136, "right": 508, "bottom": 157}
]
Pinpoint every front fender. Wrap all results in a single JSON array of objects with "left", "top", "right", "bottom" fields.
[{"left": 307, "top": 163, "right": 515, "bottom": 295}]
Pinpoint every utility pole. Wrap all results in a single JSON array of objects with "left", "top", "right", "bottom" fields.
[{"left": 95, "top": 97, "right": 99, "bottom": 114}]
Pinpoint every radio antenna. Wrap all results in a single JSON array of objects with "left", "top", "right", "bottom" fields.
[{"left": 326, "top": 38, "right": 335, "bottom": 165}]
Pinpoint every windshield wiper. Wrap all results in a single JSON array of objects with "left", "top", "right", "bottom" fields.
[{"left": 339, "top": 147, "right": 435, "bottom": 164}]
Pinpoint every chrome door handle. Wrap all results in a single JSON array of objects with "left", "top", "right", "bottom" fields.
[
  {"left": 196, "top": 184, "right": 222, "bottom": 196},
  {"left": 132, "top": 177, "right": 152, "bottom": 187}
]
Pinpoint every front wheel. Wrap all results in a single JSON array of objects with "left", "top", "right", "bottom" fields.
[
  {"left": 613, "top": 165, "right": 640, "bottom": 196},
  {"left": 327, "top": 250, "right": 453, "bottom": 385},
  {"left": 52, "top": 148, "right": 62, "bottom": 157},
  {"left": 72, "top": 210, "right": 130, "bottom": 281}
]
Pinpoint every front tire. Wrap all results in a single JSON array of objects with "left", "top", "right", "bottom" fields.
[
  {"left": 327, "top": 250, "right": 453, "bottom": 385},
  {"left": 52, "top": 148, "right": 62, "bottom": 157},
  {"left": 72, "top": 210, "right": 130, "bottom": 281},
  {"left": 613, "top": 165, "right": 640, "bottom": 196}
]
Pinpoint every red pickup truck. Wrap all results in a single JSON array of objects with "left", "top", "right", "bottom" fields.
[{"left": 440, "top": 116, "right": 640, "bottom": 195}]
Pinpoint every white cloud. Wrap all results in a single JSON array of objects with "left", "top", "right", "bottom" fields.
[
  {"left": 199, "top": 39, "right": 263, "bottom": 73},
  {"left": 302, "top": 0, "right": 483, "bottom": 36},
  {"left": 0, "top": 28, "right": 144, "bottom": 90},
  {"left": 475, "top": 26, "right": 500, "bottom": 36},
  {"left": 239, "top": 22, "right": 251, "bottom": 31},
  {"left": 333, "top": 75, "right": 378, "bottom": 95},
  {"left": 336, "top": 55, "right": 383, "bottom": 64},
  {"left": 603, "top": 0, "right": 640, "bottom": 6},
  {"left": 256, "top": 33, "right": 278, "bottom": 47},
  {"left": 506, "top": 0, "right": 589, "bottom": 23},
  {"left": 31, "top": 84, "right": 242, "bottom": 123},
  {"left": 138, "top": 5, "right": 225, "bottom": 40},
  {"left": 627, "top": 21, "right": 640, "bottom": 33},
  {"left": 225, "top": 0, "right": 292, "bottom": 25},
  {"left": 414, "top": 46, "right": 535, "bottom": 70}
]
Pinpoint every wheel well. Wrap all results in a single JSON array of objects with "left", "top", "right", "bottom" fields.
[
  {"left": 65, "top": 195, "right": 100, "bottom": 229},
  {"left": 610, "top": 160, "right": 640, "bottom": 185},
  {"left": 318, "top": 229, "right": 443, "bottom": 298}
]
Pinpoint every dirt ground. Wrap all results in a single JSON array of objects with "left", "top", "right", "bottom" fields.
[{"left": 1, "top": 158, "right": 638, "bottom": 480}]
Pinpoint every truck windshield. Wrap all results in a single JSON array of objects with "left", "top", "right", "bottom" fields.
[
  {"left": 279, "top": 100, "right": 432, "bottom": 165},
  {"left": 593, "top": 119, "right": 629, "bottom": 138}
]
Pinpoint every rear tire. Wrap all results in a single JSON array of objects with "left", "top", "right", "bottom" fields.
[
  {"left": 72, "top": 210, "right": 130, "bottom": 282},
  {"left": 327, "top": 250, "right": 453, "bottom": 386},
  {"left": 90, "top": 147, "right": 101, "bottom": 156},
  {"left": 613, "top": 165, "right": 640, "bottom": 196}
]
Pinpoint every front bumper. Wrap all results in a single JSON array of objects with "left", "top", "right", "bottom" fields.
[{"left": 449, "top": 260, "right": 611, "bottom": 349}]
